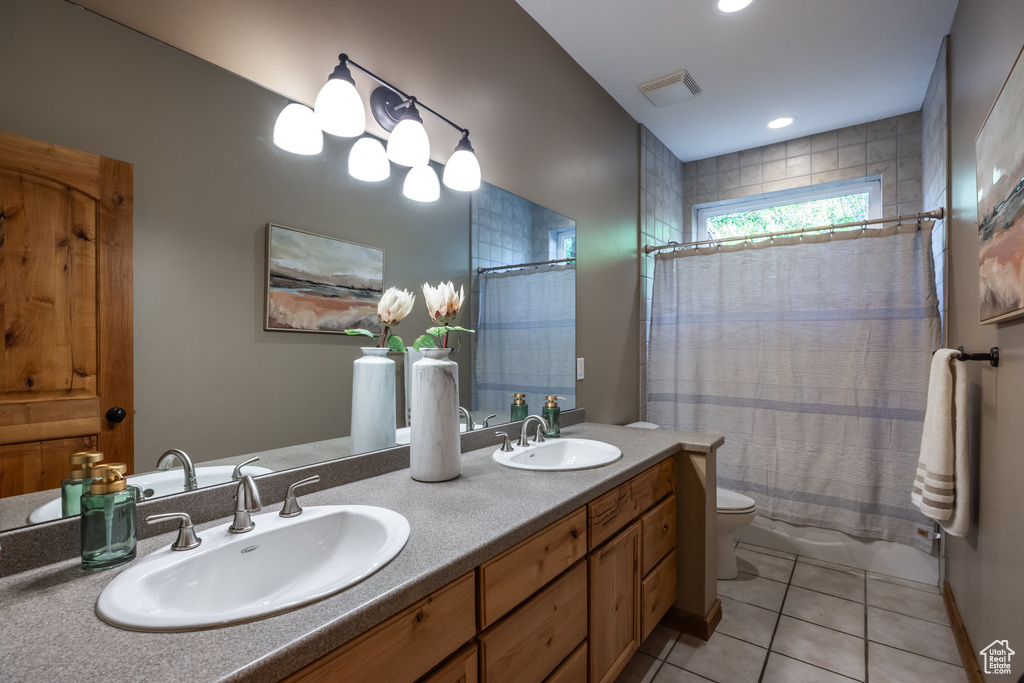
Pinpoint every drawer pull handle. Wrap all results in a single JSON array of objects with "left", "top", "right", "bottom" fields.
[{"left": 570, "top": 529, "right": 578, "bottom": 539}]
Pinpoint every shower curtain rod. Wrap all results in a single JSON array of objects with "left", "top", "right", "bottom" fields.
[
  {"left": 477, "top": 257, "right": 575, "bottom": 274},
  {"left": 643, "top": 208, "right": 945, "bottom": 254}
]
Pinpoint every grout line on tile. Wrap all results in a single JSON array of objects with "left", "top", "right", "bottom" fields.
[
  {"left": 756, "top": 553, "right": 797, "bottom": 683},
  {"left": 773, "top": 653, "right": 863, "bottom": 682},
  {"left": 781, "top": 613, "right": 869, "bottom": 640},
  {"left": 786, "top": 582, "right": 865, "bottom": 606},
  {"left": 864, "top": 602, "right": 951, "bottom": 627},
  {"left": 864, "top": 572, "right": 869, "bottom": 683}
]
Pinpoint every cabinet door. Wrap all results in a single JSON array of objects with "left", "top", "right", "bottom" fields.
[
  {"left": 588, "top": 522, "right": 641, "bottom": 683},
  {"left": 421, "top": 643, "right": 477, "bottom": 683}
]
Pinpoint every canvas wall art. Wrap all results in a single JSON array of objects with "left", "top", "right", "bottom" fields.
[
  {"left": 977, "top": 44, "right": 1024, "bottom": 324},
  {"left": 265, "top": 224, "right": 384, "bottom": 333}
]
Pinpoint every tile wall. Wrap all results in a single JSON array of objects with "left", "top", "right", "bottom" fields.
[
  {"left": 922, "top": 37, "right": 950, "bottom": 338},
  {"left": 639, "top": 126, "right": 684, "bottom": 421},
  {"left": 682, "top": 112, "right": 926, "bottom": 239}
]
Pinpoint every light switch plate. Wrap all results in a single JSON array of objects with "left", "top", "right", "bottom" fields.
[{"left": 576, "top": 358, "right": 585, "bottom": 380}]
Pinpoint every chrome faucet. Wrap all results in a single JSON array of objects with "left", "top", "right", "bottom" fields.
[
  {"left": 228, "top": 475, "right": 262, "bottom": 533},
  {"left": 156, "top": 449, "right": 198, "bottom": 492},
  {"left": 459, "top": 407, "right": 475, "bottom": 431},
  {"left": 280, "top": 475, "right": 320, "bottom": 518},
  {"left": 231, "top": 456, "right": 260, "bottom": 481},
  {"left": 518, "top": 414, "right": 549, "bottom": 447},
  {"left": 482, "top": 414, "right": 497, "bottom": 428}
]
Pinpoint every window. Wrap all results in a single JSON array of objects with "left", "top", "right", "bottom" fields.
[
  {"left": 549, "top": 228, "right": 576, "bottom": 260},
  {"left": 696, "top": 180, "right": 881, "bottom": 241}
]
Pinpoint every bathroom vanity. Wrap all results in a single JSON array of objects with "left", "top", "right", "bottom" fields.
[{"left": 0, "top": 423, "right": 722, "bottom": 682}]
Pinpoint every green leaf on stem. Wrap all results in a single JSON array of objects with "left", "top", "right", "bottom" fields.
[
  {"left": 343, "top": 329, "right": 377, "bottom": 339},
  {"left": 388, "top": 335, "right": 407, "bottom": 354},
  {"left": 445, "top": 325, "right": 475, "bottom": 334},
  {"left": 413, "top": 334, "right": 438, "bottom": 350}
]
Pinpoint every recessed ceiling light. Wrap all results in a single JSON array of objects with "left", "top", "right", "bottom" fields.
[
  {"left": 718, "top": 0, "right": 755, "bottom": 13},
  {"left": 767, "top": 116, "right": 796, "bottom": 129}
]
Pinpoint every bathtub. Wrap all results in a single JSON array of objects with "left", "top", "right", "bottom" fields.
[{"left": 735, "top": 515, "right": 940, "bottom": 585}]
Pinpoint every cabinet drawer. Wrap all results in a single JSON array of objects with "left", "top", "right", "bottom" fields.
[
  {"left": 283, "top": 573, "right": 476, "bottom": 683},
  {"left": 641, "top": 494, "right": 676, "bottom": 576},
  {"left": 421, "top": 643, "right": 478, "bottom": 683},
  {"left": 478, "top": 507, "right": 587, "bottom": 629},
  {"left": 544, "top": 640, "right": 587, "bottom": 683},
  {"left": 641, "top": 549, "right": 677, "bottom": 642},
  {"left": 588, "top": 458, "right": 674, "bottom": 550},
  {"left": 478, "top": 561, "right": 588, "bottom": 683}
]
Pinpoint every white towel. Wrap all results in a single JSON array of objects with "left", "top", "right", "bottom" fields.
[{"left": 912, "top": 349, "right": 969, "bottom": 537}]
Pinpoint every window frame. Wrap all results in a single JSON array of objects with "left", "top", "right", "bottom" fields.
[
  {"left": 549, "top": 227, "right": 576, "bottom": 260},
  {"left": 695, "top": 178, "right": 882, "bottom": 242}
]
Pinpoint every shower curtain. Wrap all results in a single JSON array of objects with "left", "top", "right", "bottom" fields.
[
  {"left": 474, "top": 264, "right": 576, "bottom": 416},
  {"left": 647, "top": 225, "right": 940, "bottom": 550}
]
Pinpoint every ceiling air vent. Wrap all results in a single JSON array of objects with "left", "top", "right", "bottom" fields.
[{"left": 638, "top": 70, "right": 701, "bottom": 107}]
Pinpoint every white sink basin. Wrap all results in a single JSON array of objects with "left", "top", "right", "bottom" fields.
[
  {"left": 493, "top": 438, "right": 623, "bottom": 471},
  {"left": 395, "top": 424, "right": 467, "bottom": 445},
  {"left": 97, "top": 505, "right": 410, "bottom": 631},
  {"left": 27, "top": 465, "right": 273, "bottom": 524}
]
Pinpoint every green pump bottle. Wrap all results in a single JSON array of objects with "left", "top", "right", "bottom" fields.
[
  {"left": 511, "top": 393, "right": 529, "bottom": 422},
  {"left": 61, "top": 451, "right": 105, "bottom": 517}
]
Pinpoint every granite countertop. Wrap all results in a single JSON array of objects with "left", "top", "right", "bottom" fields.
[{"left": 0, "top": 423, "right": 722, "bottom": 683}]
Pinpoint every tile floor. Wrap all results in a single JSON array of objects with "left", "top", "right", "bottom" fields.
[{"left": 617, "top": 542, "right": 967, "bottom": 683}]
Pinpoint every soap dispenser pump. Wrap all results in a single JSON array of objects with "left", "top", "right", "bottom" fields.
[
  {"left": 80, "top": 463, "right": 137, "bottom": 571},
  {"left": 511, "top": 393, "right": 528, "bottom": 422},
  {"left": 542, "top": 396, "right": 567, "bottom": 438},
  {"left": 61, "top": 451, "right": 105, "bottom": 517}
]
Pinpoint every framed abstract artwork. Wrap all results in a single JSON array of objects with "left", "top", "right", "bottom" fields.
[
  {"left": 977, "top": 43, "right": 1024, "bottom": 324},
  {"left": 264, "top": 224, "right": 384, "bottom": 333}
]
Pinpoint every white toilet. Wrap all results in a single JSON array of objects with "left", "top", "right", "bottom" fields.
[{"left": 716, "top": 487, "right": 757, "bottom": 580}]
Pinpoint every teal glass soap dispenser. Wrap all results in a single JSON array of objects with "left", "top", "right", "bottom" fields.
[
  {"left": 511, "top": 393, "right": 528, "bottom": 422},
  {"left": 61, "top": 451, "right": 105, "bottom": 517},
  {"left": 80, "top": 463, "right": 137, "bottom": 571},
  {"left": 542, "top": 396, "right": 566, "bottom": 438}
]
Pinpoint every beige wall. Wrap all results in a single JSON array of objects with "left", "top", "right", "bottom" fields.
[
  {"left": 0, "top": 0, "right": 640, "bottom": 471},
  {"left": 940, "top": 2, "right": 1024, "bottom": 675}
]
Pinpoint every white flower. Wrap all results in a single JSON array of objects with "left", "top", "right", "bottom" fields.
[
  {"left": 377, "top": 287, "right": 415, "bottom": 326},
  {"left": 421, "top": 281, "right": 464, "bottom": 324}
]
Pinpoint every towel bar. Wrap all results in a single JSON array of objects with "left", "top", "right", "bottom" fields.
[{"left": 954, "top": 346, "right": 999, "bottom": 367}]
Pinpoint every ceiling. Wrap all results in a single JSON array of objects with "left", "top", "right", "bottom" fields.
[{"left": 515, "top": 0, "right": 958, "bottom": 161}]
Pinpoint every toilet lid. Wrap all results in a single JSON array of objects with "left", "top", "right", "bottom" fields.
[{"left": 717, "top": 487, "right": 756, "bottom": 512}]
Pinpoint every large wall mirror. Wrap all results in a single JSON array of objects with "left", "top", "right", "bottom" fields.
[{"left": 0, "top": 0, "right": 577, "bottom": 532}]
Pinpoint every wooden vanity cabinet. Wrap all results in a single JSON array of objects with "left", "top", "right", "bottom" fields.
[
  {"left": 283, "top": 458, "right": 677, "bottom": 683},
  {"left": 587, "top": 459, "right": 676, "bottom": 682}
]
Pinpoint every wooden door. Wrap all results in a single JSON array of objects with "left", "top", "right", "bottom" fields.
[
  {"left": 0, "top": 130, "right": 133, "bottom": 497},
  {"left": 588, "top": 521, "right": 641, "bottom": 683}
]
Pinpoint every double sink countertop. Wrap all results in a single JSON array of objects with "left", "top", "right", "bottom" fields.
[{"left": 0, "top": 423, "right": 723, "bottom": 683}]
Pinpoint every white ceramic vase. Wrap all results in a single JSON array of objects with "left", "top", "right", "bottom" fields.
[
  {"left": 350, "top": 347, "right": 397, "bottom": 454},
  {"left": 410, "top": 347, "right": 461, "bottom": 482}
]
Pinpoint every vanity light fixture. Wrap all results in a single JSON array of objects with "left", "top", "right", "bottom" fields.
[
  {"left": 403, "top": 165, "right": 441, "bottom": 202},
  {"left": 717, "top": 0, "right": 755, "bottom": 12},
  {"left": 348, "top": 137, "right": 391, "bottom": 182},
  {"left": 273, "top": 103, "right": 324, "bottom": 155},
  {"left": 767, "top": 115, "right": 796, "bottom": 129},
  {"left": 273, "top": 53, "right": 482, "bottom": 198}
]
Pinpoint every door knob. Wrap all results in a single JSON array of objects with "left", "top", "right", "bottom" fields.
[{"left": 105, "top": 407, "right": 127, "bottom": 423}]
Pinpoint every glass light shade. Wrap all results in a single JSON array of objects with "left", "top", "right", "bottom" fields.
[
  {"left": 348, "top": 137, "right": 390, "bottom": 182},
  {"left": 717, "top": 0, "right": 755, "bottom": 12},
  {"left": 387, "top": 118, "right": 430, "bottom": 167},
  {"left": 442, "top": 149, "right": 481, "bottom": 191},
  {"left": 767, "top": 115, "right": 796, "bottom": 129},
  {"left": 314, "top": 78, "right": 365, "bottom": 137},
  {"left": 273, "top": 103, "right": 324, "bottom": 155},
  {"left": 403, "top": 165, "right": 440, "bottom": 202}
]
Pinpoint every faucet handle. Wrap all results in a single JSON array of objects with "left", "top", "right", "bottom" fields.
[
  {"left": 280, "top": 475, "right": 320, "bottom": 518},
  {"left": 483, "top": 414, "right": 497, "bottom": 428},
  {"left": 534, "top": 424, "right": 546, "bottom": 444},
  {"left": 232, "top": 456, "right": 260, "bottom": 481},
  {"left": 147, "top": 512, "right": 202, "bottom": 551},
  {"left": 494, "top": 432, "right": 514, "bottom": 452}
]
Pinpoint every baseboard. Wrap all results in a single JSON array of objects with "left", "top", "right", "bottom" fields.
[
  {"left": 943, "top": 581, "right": 983, "bottom": 682},
  {"left": 660, "top": 600, "right": 722, "bottom": 641}
]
